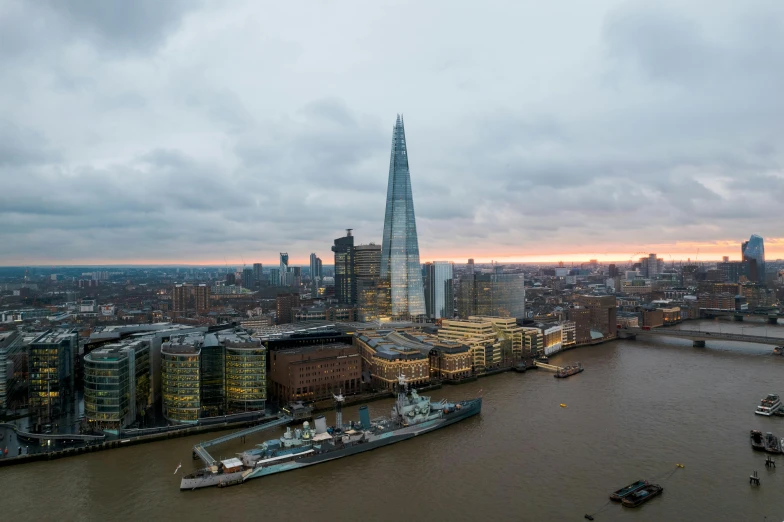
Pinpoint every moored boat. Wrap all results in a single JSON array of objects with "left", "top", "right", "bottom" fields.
[
  {"left": 554, "top": 363, "right": 584, "bottom": 379},
  {"left": 621, "top": 484, "right": 663, "bottom": 508},
  {"left": 610, "top": 480, "right": 648, "bottom": 501},
  {"left": 750, "top": 430, "right": 765, "bottom": 451},
  {"left": 181, "top": 376, "right": 482, "bottom": 491},
  {"left": 773, "top": 346, "right": 783, "bottom": 356},
  {"left": 755, "top": 394, "right": 781, "bottom": 416},
  {"left": 764, "top": 432, "right": 782, "bottom": 454}
]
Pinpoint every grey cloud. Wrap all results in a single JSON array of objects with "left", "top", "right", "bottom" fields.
[
  {"left": 44, "top": 0, "right": 197, "bottom": 54},
  {"left": 2, "top": 0, "right": 784, "bottom": 263}
]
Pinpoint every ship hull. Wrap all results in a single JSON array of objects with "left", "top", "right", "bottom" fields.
[
  {"left": 242, "top": 398, "right": 482, "bottom": 483},
  {"left": 180, "top": 470, "right": 245, "bottom": 490}
]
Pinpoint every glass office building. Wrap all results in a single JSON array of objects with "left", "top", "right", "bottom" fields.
[
  {"left": 225, "top": 342, "right": 266, "bottom": 412},
  {"left": 83, "top": 339, "right": 150, "bottom": 430},
  {"left": 742, "top": 234, "right": 765, "bottom": 284},
  {"left": 161, "top": 343, "right": 201, "bottom": 424},
  {"left": 380, "top": 115, "right": 426, "bottom": 318}
]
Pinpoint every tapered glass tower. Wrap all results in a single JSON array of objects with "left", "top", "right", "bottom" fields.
[
  {"left": 380, "top": 115, "right": 426, "bottom": 318},
  {"left": 741, "top": 234, "right": 766, "bottom": 284}
]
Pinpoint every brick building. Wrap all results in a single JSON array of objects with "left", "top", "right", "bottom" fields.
[{"left": 268, "top": 342, "right": 361, "bottom": 405}]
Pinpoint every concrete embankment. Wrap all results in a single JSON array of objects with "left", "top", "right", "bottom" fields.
[{"left": 0, "top": 415, "right": 279, "bottom": 468}]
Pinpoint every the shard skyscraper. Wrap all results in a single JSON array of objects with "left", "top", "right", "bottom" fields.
[{"left": 380, "top": 115, "right": 426, "bottom": 318}]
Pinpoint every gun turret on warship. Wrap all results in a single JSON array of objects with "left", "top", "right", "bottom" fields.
[{"left": 180, "top": 376, "right": 482, "bottom": 490}]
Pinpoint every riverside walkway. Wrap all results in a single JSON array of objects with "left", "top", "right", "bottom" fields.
[{"left": 619, "top": 327, "right": 783, "bottom": 347}]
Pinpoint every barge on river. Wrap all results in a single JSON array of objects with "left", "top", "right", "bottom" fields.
[
  {"left": 181, "top": 376, "right": 481, "bottom": 491},
  {"left": 621, "top": 484, "right": 663, "bottom": 508},
  {"left": 609, "top": 480, "right": 648, "bottom": 501}
]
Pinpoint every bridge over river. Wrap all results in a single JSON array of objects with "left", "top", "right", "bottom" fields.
[{"left": 619, "top": 327, "right": 783, "bottom": 348}]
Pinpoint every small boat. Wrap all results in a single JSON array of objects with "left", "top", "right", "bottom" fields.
[
  {"left": 764, "top": 432, "right": 782, "bottom": 454},
  {"left": 750, "top": 430, "right": 765, "bottom": 451},
  {"left": 610, "top": 480, "right": 648, "bottom": 501},
  {"left": 755, "top": 394, "right": 782, "bottom": 416},
  {"left": 621, "top": 484, "right": 663, "bottom": 508},
  {"left": 560, "top": 403, "right": 567, "bottom": 408},
  {"left": 773, "top": 346, "right": 783, "bottom": 356}
]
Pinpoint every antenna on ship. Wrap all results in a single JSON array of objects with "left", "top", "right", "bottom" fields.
[{"left": 333, "top": 390, "right": 345, "bottom": 431}]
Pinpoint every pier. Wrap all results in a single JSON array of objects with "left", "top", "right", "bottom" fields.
[
  {"left": 533, "top": 361, "right": 564, "bottom": 372},
  {"left": 192, "top": 415, "right": 292, "bottom": 466},
  {"left": 619, "top": 327, "right": 782, "bottom": 348}
]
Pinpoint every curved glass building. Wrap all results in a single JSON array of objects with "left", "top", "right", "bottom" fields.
[
  {"left": 161, "top": 343, "right": 201, "bottom": 424},
  {"left": 742, "top": 234, "right": 765, "bottom": 284},
  {"left": 225, "top": 341, "right": 266, "bottom": 412},
  {"left": 380, "top": 115, "right": 426, "bottom": 319}
]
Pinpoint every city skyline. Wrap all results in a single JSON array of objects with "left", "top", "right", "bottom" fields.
[{"left": 3, "top": 1, "right": 784, "bottom": 265}]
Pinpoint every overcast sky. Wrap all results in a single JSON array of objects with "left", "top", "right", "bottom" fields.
[{"left": 2, "top": 0, "right": 783, "bottom": 265}]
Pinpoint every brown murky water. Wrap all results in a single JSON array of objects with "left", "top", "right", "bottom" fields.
[{"left": 4, "top": 320, "right": 784, "bottom": 521}]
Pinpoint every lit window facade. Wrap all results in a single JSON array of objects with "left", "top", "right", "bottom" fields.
[
  {"left": 225, "top": 345, "right": 266, "bottom": 412},
  {"left": 161, "top": 345, "right": 201, "bottom": 424}
]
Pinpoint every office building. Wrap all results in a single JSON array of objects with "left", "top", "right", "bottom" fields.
[
  {"left": 577, "top": 295, "right": 617, "bottom": 338},
  {"left": 457, "top": 271, "right": 525, "bottom": 319},
  {"left": 742, "top": 234, "right": 766, "bottom": 284},
  {"left": 717, "top": 261, "right": 748, "bottom": 283},
  {"left": 253, "top": 263, "right": 263, "bottom": 286},
  {"left": 161, "top": 329, "right": 266, "bottom": 423},
  {"left": 0, "top": 331, "right": 22, "bottom": 414},
  {"left": 161, "top": 342, "right": 201, "bottom": 423},
  {"left": 279, "top": 253, "right": 291, "bottom": 286},
  {"left": 566, "top": 307, "right": 592, "bottom": 344},
  {"left": 268, "top": 268, "right": 280, "bottom": 286},
  {"left": 172, "top": 283, "right": 210, "bottom": 314},
  {"left": 380, "top": 115, "right": 426, "bottom": 319},
  {"left": 224, "top": 335, "right": 267, "bottom": 412},
  {"left": 269, "top": 343, "right": 360, "bottom": 404},
  {"left": 29, "top": 330, "right": 77, "bottom": 427},
  {"left": 424, "top": 261, "right": 454, "bottom": 320},
  {"left": 276, "top": 293, "right": 301, "bottom": 325},
  {"left": 333, "top": 230, "right": 356, "bottom": 305},
  {"left": 355, "top": 330, "right": 431, "bottom": 389},
  {"left": 242, "top": 268, "right": 254, "bottom": 289},
  {"left": 83, "top": 339, "right": 151, "bottom": 430},
  {"left": 309, "top": 253, "right": 322, "bottom": 281}
]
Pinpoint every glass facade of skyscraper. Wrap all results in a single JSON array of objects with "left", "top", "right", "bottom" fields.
[
  {"left": 741, "top": 234, "right": 765, "bottom": 284},
  {"left": 380, "top": 115, "right": 426, "bottom": 318},
  {"left": 225, "top": 343, "right": 266, "bottom": 412},
  {"left": 425, "top": 261, "right": 454, "bottom": 319}
]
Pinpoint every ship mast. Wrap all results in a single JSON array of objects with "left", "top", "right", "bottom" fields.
[
  {"left": 396, "top": 374, "right": 408, "bottom": 420},
  {"left": 333, "top": 390, "right": 345, "bottom": 431}
]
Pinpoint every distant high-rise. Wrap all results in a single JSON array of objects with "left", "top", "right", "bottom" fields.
[
  {"left": 742, "top": 234, "right": 765, "bottom": 284},
  {"left": 424, "top": 261, "right": 454, "bottom": 320},
  {"left": 332, "top": 230, "right": 356, "bottom": 305},
  {"left": 309, "top": 253, "right": 323, "bottom": 281},
  {"left": 380, "top": 115, "right": 425, "bottom": 318},
  {"left": 173, "top": 283, "right": 210, "bottom": 314},
  {"left": 279, "top": 253, "right": 290, "bottom": 286},
  {"left": 354, "top": 244, "right": 382, "bottom": 281},
  {"left": 242, "top": 268, "right": 254, "bottom": 289},
  {"left": 252, "top": 263, "right": 263, "bottom": 286}
]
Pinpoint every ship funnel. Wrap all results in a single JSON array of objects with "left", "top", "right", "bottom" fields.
[
  {"left": 358, "top": 405, "right": 370, "bottom": 429},
  {"left": 314, "top": 415, "right": 328, "bottom": 434}
]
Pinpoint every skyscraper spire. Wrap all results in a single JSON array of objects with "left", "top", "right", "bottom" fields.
[{"left": 380, "top": 114, "right": 425, "bottom": 318}]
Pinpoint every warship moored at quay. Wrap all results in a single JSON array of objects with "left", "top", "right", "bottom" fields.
[{"left": 180, "top": 376, "right": 481, "bottom": 490}]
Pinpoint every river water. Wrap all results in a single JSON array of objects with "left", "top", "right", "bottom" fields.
[{"left": 3, "top": 320, "right": 784, "bottom": 521}]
